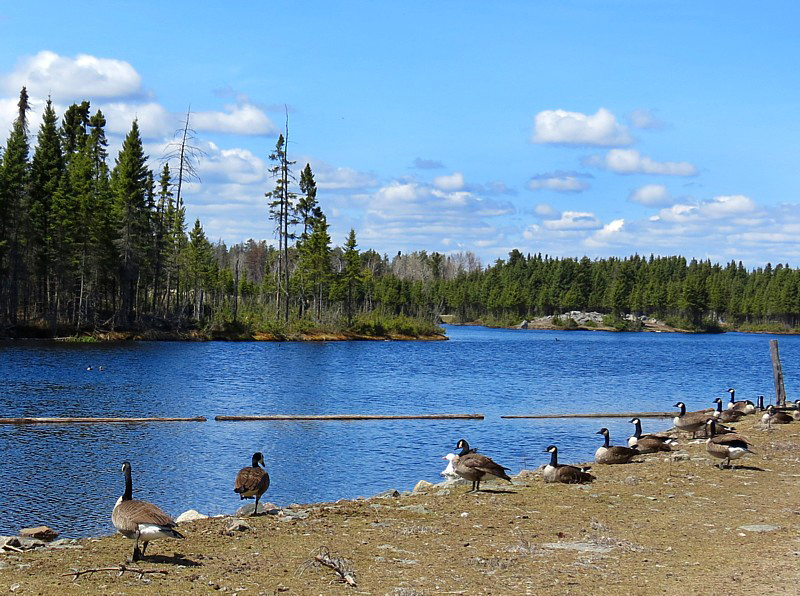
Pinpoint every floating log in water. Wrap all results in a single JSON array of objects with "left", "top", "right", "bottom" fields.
[
  {"left": 215, "top": 413, "right": 484, "bottom": 421},
  {"left": 502, "top": 412, "right": 676, "bottom": 419},
  {"left": 0, "top": 416, "right": 207, "bottom": 424}
]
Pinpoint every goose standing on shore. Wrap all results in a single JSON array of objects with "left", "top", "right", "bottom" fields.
[
  {"left": 627, "top": 418, "right": 675, "bottom": 453},
  {"left": 672, "top": 402, "right": 711, "bottom": 438},
  {"left": 234, "top": 452, "right": 270, "bottom": 514},
  {"left": 726, "top": 388, "right": 756, "bottom": 414},
  {"left": 543, "top": 446, "right": 595, "bottom": 483},
  {"left": 452, "top": 439, "right": 512, "bottom": 492},
  {"left": 705, "top": 419, "right": 755, "bottom": 468},
  {"left": 112, "top": 461, "right": 184, "bottom": 562},
  {"left": 595, "top": 428, "right": 639, "bottom": 464}
]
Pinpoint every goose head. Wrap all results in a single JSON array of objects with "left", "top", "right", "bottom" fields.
[
  {"left": 455, "top": 438, "right": 471, "bottom": 455},
  {"left": 545, "top": 445, "right": 558, "bottom": 454},
  {"left": 596, "top": 427, "right": 609, "bottom": 436},
  {"left": 713, "top": 397, "right": 724, "bottom": 411},
  {"left": 673, "top": 402, "right": 687, "bottom": 414},
  {"left": 727, "top": 388, "right": 735, "bottom": 400},
  {"left": 252, "top": 452, "right": 266, "bottom": 467},
  {"left": 705, "top": 418, "right": 717, "bottom": 435}
]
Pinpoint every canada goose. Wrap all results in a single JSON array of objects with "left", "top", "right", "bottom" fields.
[
  {"left": 627, "top": 418, "right": 675, "bottom": 453},
  {"left": 453, "top": 439, "right": 512, "bottom": 492},
  {"left": 705, "top": 419, "right": 755, "bottom": 468},
  {"left": 543, "top": 445, "right": 595, "bottom": 483},
  {"left": 726, "top": 388, "right": 756, "bottom": 414},
  {"left": 761, "top": 405, "right": 794, "bottom": 426},
  {"left": 713, "top": 398, "right": 746, "bottom": 423},
  {"left": 672, "top": 402, "right": 711, "bottom": 438},
  {"left": 440, "top": 453, "right": 459, "bottom": 479},
  {"left": 595, "top": 428, "right": 639, "bottom": 464},
  {"left": 112, "top": 461, "right": 183, "bottom": 561},
  {"left": 234, "top": 452, "right": 270, "bottom": 514}
]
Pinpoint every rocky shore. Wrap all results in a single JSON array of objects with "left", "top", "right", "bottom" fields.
[{"left": 1, "top": 416, "right": 798, "bottom": 594}]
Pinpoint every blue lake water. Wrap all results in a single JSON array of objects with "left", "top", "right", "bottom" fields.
[{"left": 0, "top": 326, "right": 796, "bottom": 538}]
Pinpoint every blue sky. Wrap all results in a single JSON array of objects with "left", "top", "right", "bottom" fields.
[{"left": 1, "top": 2, "right": 798, "bottom": 267}]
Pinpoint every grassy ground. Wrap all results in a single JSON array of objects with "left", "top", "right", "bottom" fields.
[{"left": 2, "top": 416, "right": 799, "bottom": 594}]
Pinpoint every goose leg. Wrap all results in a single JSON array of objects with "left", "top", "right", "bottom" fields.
[
  {"left": 141, "top": 541, "right": 148, "bottom": 557},
  {"left": 254, "top": 495, "right": 260, "bottom": 516}
]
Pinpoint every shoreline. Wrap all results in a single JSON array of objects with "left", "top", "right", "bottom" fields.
[{"left": 2, "top": 416, "right": 798, "bottom": 593}]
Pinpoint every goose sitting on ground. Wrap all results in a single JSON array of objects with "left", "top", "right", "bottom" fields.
[
  {"left": 112, "top": 461, "right": 184, "bottom": 562},
  {"left": 440, "top": 453, "right": 460, "bottom": 479},
  {"left": 627, "top": 418, "right": 675, "bottom": 453},
  {"left": 234, "top": 452, "right": 270, "bottom": 515},
  {"left": 543, "top": 445, "right": 595, "bottom": 483},
  {"left": 452, "top": 439, "right": 512, "bottom": 492},
  {"left": 705, "top": 419, "right": 755, "bottom": 469},
  {"left": 713, "top": 398, "right": 746, "bottom": 424},
  {"left": 672, "top": 402, "right": 712, "bottom": 438},
  {"left": 793, "top": 400, "right": 800, "bottom": 421},
  {"left": 726, "top": 388, "right": 756, "bottom": 414},
  {"left": 595, "top": 428, "right": 639, "bottom": 464},
  {"left": 761, "top": 405, "right": 794, "bottom": 427}
]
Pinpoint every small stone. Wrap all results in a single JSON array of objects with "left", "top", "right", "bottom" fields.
[
  {"left": 19, "top": 526, "right": 58, "bottom": 542},
  {"left": 235, "top": 502, "right": 279, "bottom": 517},
  {"left": 624, "top": 476, "right": 638, "bottom": 485},
  {"left": 225, "top": 519, "right": 252, "bottom": 533},
  {"left": 413, "top": 480, "right": 434, "bottom": 494},
  {"left": 737, "top": 524, "right": 780, "bottom": 533},
  {"left": 398, "top": 504, "right": 431, "bottom": 514},
  {"left": 176, "top": 509, "right": 209, "bottom": 523},
  {"left": 460, "top": 512, "right": 469, "bottom": 518}
]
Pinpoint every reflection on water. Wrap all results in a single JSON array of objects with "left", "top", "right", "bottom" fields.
[{"left": 1, "top": 327, "right": 796, "bottom": 537}]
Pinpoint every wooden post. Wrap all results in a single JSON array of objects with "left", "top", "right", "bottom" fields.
[{"left": 770, "top": 339, "right": 787, "bottom": 406}]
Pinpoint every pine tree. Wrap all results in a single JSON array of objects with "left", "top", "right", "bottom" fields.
[{"left": 342, "top": 229, "right": 362, "bottom": 327}]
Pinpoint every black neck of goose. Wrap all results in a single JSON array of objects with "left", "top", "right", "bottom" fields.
[
  {"left": 707, "top": 420, "right": 716, "bottom": 437},
  {"left": 251, "top": 453, "right": 261, "bottom": 468},
  {"left": 758, "top": 396, "right": 764, "bottom": 410},
  {"left": 729, "top": 393, "right": 735, "bottom": 404},
  {"left": 458, "top": 441, "right": 471, "bottom": 456},
  {"left": 122, "top": 467, "right": 133, "bottom": 502},
  {"left": 549, "top": 449, "right": 558, "bottom": 467},
  {"left": 603, "top": 432, "right": 610, "bottom": 448},
  {"left": 633, "top": 420, "right": 642, "bottom": 438},
  {"left": 678, "top": 403, "right": 686, "bottom": 415},
  {"left": 715, "top": 400, "right": 722, "bottom": 413}
]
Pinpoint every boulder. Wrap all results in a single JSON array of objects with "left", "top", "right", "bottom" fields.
[
  {"left": 235, "top": 502, "right": 279, "bottom": 517},
  {"left": 412, "top": 480, "right": 434, "bottom": 494},
  {"left": 371, "top": 489, "right": 401, "bottom": 499},
  {"left": 19, "top": 526, "right": 58, "bottom": 542},
  {"left": 176, "top": 509, "right": 208, "bottom": 523},
  {"left": 225, "top": 518, "right": 252, "bottom": 533}
]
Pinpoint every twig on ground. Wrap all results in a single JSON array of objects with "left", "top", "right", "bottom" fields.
[
  {"left": 62, "top": 565, "right": 168, "bottom": 581},
  {"left": 301, "top": 546, "right": 357, "bottom": 587}
]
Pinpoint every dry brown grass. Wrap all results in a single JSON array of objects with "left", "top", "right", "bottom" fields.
[{"left": 2, "top": 417, "right": 799, "bottom": 594}]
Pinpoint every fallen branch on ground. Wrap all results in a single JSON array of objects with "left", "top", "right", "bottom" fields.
[
  {"left": 62, "top": 565, "right": 168, "bottom": 581},
  {"left": 301, "top": 546, "right": 357, "bottom": 587}
]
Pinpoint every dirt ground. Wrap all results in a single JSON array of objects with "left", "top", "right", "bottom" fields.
[{"left": 2, "top": 416, "right": 799, "bottom": 595}]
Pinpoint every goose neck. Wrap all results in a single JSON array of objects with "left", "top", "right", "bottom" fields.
[{"left": 122, "top": 467, "right": 133, "bottom": 502}]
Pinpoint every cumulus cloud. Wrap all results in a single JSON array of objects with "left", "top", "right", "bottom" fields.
[
  {"left": 433, "top": 172, "right": 465, "bottom": 191},
  {"left": 629, "top": 184, "right": 675, "bottom": 207},
  {"left": 534, "top": 203, "right": 558, "bottom": 217},
  {"left": 542, "top": 211, "right": 603, "bottom": 231},
  {"left": 585, "top": 149, "right": 697, "bottom": 176},
  {"left": 528, "top": 171, "right": 591, "bottom": 193},
  {"left": 100, "top": 101, "right": 172, "bottom": 139},
  {"left": 2, "top": 51, "right": 142, "bottom": 98},
  {"left": 653, "top": 195, "right": 757, "bottom": 223},
  {"left": 192, "top": 102, "right": 277, "bottom": 136},
  {"left": 199, "top": 144, "right": 265, "bottom": 186},
  {"left": 532, "top": 107, "right": 633, "bottom": 146},
  {"left": 586, "top": 219, "right": 626, "bottom": 247}
]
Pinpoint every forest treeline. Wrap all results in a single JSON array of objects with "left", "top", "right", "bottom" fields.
[{"left": 1, "top": 87, "right": 799, "bottom": 339}]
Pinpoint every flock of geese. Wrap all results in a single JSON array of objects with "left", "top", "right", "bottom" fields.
[{"left": 110, "top": 389, "right": 797, "bottom": 562}]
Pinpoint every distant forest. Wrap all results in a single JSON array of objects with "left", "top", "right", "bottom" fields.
[{"left": 1, "top": 88, "right": 799, "bottom": 338}]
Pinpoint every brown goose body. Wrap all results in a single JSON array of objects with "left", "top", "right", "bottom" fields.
[
  {"left": 673, "top": 402, "right": 712, "bottom": 438},
  {"left": 627, "top": 418, "right": 674, "bottom": 453},
  {"left": 727, "top": 389, "right": 756, "bottom": 414},
  {"left": 713, "top": 398, "right": 746, "bottom": 423},
  {"left": 762, "top": 405, "right": 794, "bottom": 425},
  {"left": 705, "top": 419, "right": 755, "bottom": 468},
  {"left": 543, "top": 446, "right": 595, "bottom": 484},
  {"left": 453, "top": 439, "right": 512, "bottom": 492},
  {"left": 234, "top": 452, "right": 270, "bottom": 514},
  {"left": 595, "top": 428, "right": 638, "bottom": 464},
  {"left": 112, "top": 461, "right": 183, "bottom": 561}
]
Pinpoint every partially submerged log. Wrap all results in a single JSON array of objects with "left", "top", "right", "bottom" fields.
[
  {"left": 215, "top": 413, "right": 484, "bottom": 421},
  {"left": 0, "top": 416, "right": 207, "bottom": 424},
  {"left": 502, "top": 412, "right": 676, "bottom": 419}
]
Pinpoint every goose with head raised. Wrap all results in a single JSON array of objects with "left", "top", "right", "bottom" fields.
[
  {"left": 112, "top": 461, "right": 183, "bottom": 562},
  {"left": 627, "top": 418, "right": 675, "bottom": 453},
  {"left": 672, "top": 402, "right": 711, "bottom": 438},
  {"left": 713, "top": 398, "right": 746, "bottom": 424},
  {"left": 705, "top": 418, "right": 755, "bottom": 468},
  {"left": 543, "top": 445, "right": 595, "bottom": 483},
  {"left": 726, "top": 388, "right": 756, "bottom": 414},
  {"left": 453, "top": 439, "right": 512, "bottom": 492},
  {"left": 234, "top": 452, "right": 270, "bottom": 515},
  {"left": 595, "top": 428, "right": 639, "bottom": 464}
]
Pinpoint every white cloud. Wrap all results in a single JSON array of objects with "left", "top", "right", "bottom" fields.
[
  {"left": 586, "top": 149, "right": 697, "bottom": 176},
  {"left": 433, "top": 171, "right": 465, "bottom": 191},
  {"left": 653, "top": 194, "right": 757, "bottom": 223},
  {"left": 542, "top": 211, "right": 603, "bottom": 231},
  {"left": 586, "top": 219, "right": 626, "bottom": 247},
  {"left": 628, "top": 109, "right": 665, "bottom": 130},
  {"left": 629, "top": 184, "right": 674, "bottom": 207},
  {"left": 199, "top": 146, "right": 265, "bottom": 186},
  {"left": 534, "top": 203, "right": 558, "bottom": 217},
  {"left": 533, "top": 107, "right": 632, "bottom": 146},
  {"left": 100, "top": 101, "right": 172, "bottom": 139},
  {"left": 528, "top": 172, "right": 590, "bottom": 193},
  {"left": 2, "top": 51, "right": 142, "bottom": 98},
  {"left": 192, "top": 102, "right": 277, "bottom": 136}
]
